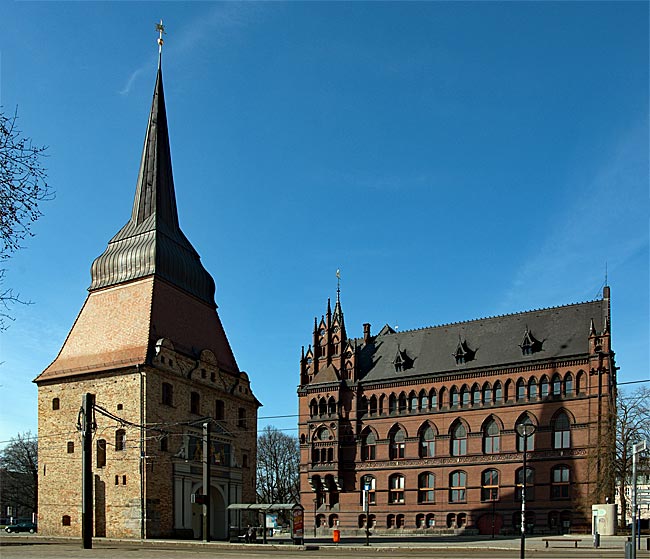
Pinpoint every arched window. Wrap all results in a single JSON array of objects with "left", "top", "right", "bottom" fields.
[
  {"left": 115, "top": 429, "right": 126, "bottom": 451},
  {"left": 318, "top": 398, "right": 327, "bottom": 415},
  {"left": 515, "top": 467, "right": 535, "bottom": 501},
  {"left": 389, "top": 427, "right": 406, "bottom": 459},
  {"left": 451, "top": 421, "right": 467, "bottom": 456},
  {"left": 449, "top": 470, "right": 466, "bottom": 503},
  {"left": 576, "top": 371, "right": 585, "bottom": 394},
  {"left": 504, "top": 379, "right": 513, "bottom": 402},
  {"left": 388, "top": 474, "right": 405, "bottom": 503},
  {"left": 551, "top": 465, "right": 570, "bottom": 499},
  {"left": 360, "top": 474, "right": 376, "bottom": 504},
  {"left": 327, "top": 397, "right": 336, "bottom": 415},
  {"left": 416, "top": 513, "right": 425, "bottom": 528},
  {"left": 418, "top": 472, "right": 435, "bottom": 503},
  {"left": 379, "top": 394, "right": 386, "bottom": 414},
  {"left": 419, "top": 389, "right": 428, "bottom": 411},
  {"left": 553, "top": 412, "right": 571, "bottom": 449},
  {"left": 52, "top": 397, "right": 60, "bottom": 410},
  {"left": 516, "top": 379, "right": 526, "bottom": 401},
  {"left": 396, "top": 514, "right": 405, "bottom": 528},
  {"left": 398, "top": 393, "right": 407, "bottom": 413},
  {"left": 409, "top": 391, "right": 418, "bottom": 412},
  {"left": 369, "top": 395, "right": 378, "bottom": 415},
  {"left": 419, "top": 424, "right": 436, "bottom": 458},
  {"left": 62, "top": 515, "right": 71, "bottom": 526},
  {"left": 564, "top": 373, "right": 574, "bottom": 396},
  {"left": 483, "top": 418, "right": 500, "bottom": 454},
  {"left": 494, "top": 382, "right": 503, "bottom": 404},
  {"left": 450, "top": 386, "right": 459, "bottom": 407},
  {"left": 438, "top": 387, "right": 447, "bottom": 409},
  {"left": 516, "top": 414, "right": 536, "bottom": 451},
  {"left": 472, "top": 384, "right": 481, "bottom": 406},
  {"left": 387, "top": 514, "right": 395, "bottom": 528},
  {"left": 461, "top": 385, "right": 470, "bottom": 407},
  {"left": 481, "top": 469, "right": 499, "bottom": 501},
  {"left": 528, "top": 378, "right": 538, "bottom": 400},
  {"left": 552, "top": 374, "right": 562, "bottom": 396},
  {"left": 359, "top": 396, "right": 369, "bottom": 416},
  {"left": 388, "top": 394, "right": 397, "bottom": 414},
  {"left": 426, "top": 513, "right": 435, "bottom": 528},
  {"left": 483, "top": 383, "right": 492, "bottom": 405},
  {"left": 540, "top": 376, "right": 550, "bottom": 398},
  {"left": 362, "top": 430, "right": 376, "bottom": 461},
  {"left": 315, "top": 426, "right": 331, "bottom": 441},
  {"left": 429, "top": 389, "right": 438, "bottom": 410},
  {"left": 309, "top": 399, "right": 318, "bottom": 417}
]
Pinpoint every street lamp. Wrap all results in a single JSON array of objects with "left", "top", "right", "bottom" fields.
[
  {"left": 631, "top": 440, "right": 647, "bottom": 559},
  {"left": 516, "top": 422, "right": 537, "bottom": 559}
]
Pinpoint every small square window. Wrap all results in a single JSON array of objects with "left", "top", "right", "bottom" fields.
[{"left": 67, "top": 441, "right": 74, "bottom": 454}]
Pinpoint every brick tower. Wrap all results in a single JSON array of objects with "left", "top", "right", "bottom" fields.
[{"left": 34, "top": 50, "right": 259, "bottom": 539}]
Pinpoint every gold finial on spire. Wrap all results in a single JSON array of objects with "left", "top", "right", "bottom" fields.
[
  {"left": 336, "top": 269, "right": 341, "bottom": 302},
  {"left": 156, "top": 20, "right": 166, "bottom": 55}
]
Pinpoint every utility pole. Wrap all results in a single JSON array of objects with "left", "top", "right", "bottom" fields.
[
  {"left": 81, "top": 393, "right": 95, "bottom": 549},
  {"left": 202, "top": 421, "right": 211, "bottom": 542}
]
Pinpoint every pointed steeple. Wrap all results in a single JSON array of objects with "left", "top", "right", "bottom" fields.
[{"left": 89, "top": 61, "right": 216, "bottom": 305}]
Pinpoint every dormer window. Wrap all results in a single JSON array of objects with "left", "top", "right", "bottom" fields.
[
  {"left": 520, "top": 327, "right": 543, "bottom": 356},
  {"left": 453, "top": 338, "right": 476, "bottom": 365},
  {"left": 393, "top": 347, "right": 413, "bottom": 372}
]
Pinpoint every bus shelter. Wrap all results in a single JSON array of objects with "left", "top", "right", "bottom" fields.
[{"left": 227, "top": 503, "right": 304, "bottom": 544}]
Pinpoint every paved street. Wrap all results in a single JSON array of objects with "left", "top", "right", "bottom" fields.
[{"left": 1, "top": 534, "right": 649, "bottom": 559}]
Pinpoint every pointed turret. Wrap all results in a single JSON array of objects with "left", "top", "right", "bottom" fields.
[{"left": 89, "top": 63, "right": 216, "bottom": 305}]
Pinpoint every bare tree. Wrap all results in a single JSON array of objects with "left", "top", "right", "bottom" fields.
[
  {"left": 0, "top": 431, "right": 38, "bottom": 518},
  {"left": 0, "top": 108, "right": 53, "bottom": 329},
  {"left": 615, "top": 386, "right": 650, "bottom": 527},
  {"left": 256, "top": 425, "right": 299, "bottom": 507}
]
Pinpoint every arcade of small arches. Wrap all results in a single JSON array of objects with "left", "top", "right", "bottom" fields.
[{"left": 306, "top": 371, "right": 584, "bottom": 421}]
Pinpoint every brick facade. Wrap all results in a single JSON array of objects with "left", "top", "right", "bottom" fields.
[
  {"left": 34, "top": 59, "right": 259, "bottom": 540},
  {"left": 298, "top": 288, "right": 615, "bottom": 536}
]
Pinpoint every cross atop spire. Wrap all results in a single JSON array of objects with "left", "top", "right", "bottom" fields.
[{"left": 156, "top": 20, "right": 166, "bottom": 59}]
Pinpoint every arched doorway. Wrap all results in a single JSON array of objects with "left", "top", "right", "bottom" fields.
[
  {"left": 190, "top": 483, "right": 227, "bottom": 540},
  {"left": 477, "top": 513, "right": 503, "bottom": 535}
]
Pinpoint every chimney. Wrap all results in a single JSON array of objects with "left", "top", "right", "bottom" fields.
[{"left": 363, "top": 323, "right": 371, "bottom": 343}]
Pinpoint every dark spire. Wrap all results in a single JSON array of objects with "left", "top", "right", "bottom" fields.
[{"left": 89, "top": 63, "right": 216, "bottom": 305}]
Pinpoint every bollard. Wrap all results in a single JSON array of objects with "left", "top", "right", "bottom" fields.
[
  {"left": 625, "top": 541, "right": 633, "bottom": 559},
  {"left": 593, "top": 532, "right": 600, "bottom": 548},
  {"left": 332, "top": 529, "right": 340, "bottom": 544}
]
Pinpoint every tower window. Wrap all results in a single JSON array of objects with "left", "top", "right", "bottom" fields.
[
  {"left": 52, "top": 397, "right": 60, "bottom": 410},
  {"left": 162, "top": 382, "right": 173, "bottom": 406},
  {"left": 67, "top": 441, "right": 74, "bottom": 454},
  {"left": 190, "top": 391, "right": 200, "bottom": 414},
  {"left": 115, "top": 429, "right": 126, "bottom": 451}
]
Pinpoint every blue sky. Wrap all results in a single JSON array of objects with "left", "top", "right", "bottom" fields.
[{"left": 0, "top": 2, "right": 648, "bottom": 445}]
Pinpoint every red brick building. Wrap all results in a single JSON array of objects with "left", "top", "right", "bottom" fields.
[
  {"left": 298, "top": 287, "right": 615, "bottom": 535},
  {"left": 34, "top": 56, "right": 259, "bottom": 539}
]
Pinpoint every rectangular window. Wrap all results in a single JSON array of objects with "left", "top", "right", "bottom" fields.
[
  {"left": 162, "top": 382, "right": 173, "bottom": 406},
  {"left": 389, "top": 476, "right": 405, "bottom": 504},
  {"left": 238, "top": 408, "right": 247, "bottom": 428},
  {"left": 190, "top": 392, "right": 200, "bottom": 414},
  {"left": 96, "top": 439, "right": 107, "bottom": 468},
  {"left": 67, "top": 441, "right": 74, "bottom": 454},
  {"left": 215, "top": 399, "right": 225, "bottom": 420}
]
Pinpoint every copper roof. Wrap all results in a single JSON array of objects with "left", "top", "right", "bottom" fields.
[{"left": 89, "top": 65, "right": 215, "bottom": 305}]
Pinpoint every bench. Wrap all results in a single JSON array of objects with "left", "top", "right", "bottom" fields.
[{"left": 542, "top": 538, "right": 582, "bottom": 548}]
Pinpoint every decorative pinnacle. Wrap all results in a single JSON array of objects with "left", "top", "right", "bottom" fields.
[
  {"left": 336, "top": 269, "right": 341, "bottom": 302},
  {"left": 156, "top": 20, "right": 166, "bottom": 55}
]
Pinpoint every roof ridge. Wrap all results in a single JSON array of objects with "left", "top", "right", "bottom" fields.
[{"left": 368, "top": 298, "right": 604, "bottom": 336}]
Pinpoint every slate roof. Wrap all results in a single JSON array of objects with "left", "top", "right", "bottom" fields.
[
  {"left": 355, "top": 299, "right": 607, "bottom": 383},
  {"left": 89, "top": 63, "right": 216, "bottom": 306}
]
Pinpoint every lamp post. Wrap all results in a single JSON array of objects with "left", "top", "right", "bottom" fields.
[
  {"left": 631, "top": 440, "right": 647, "bottom": 559},
  {"left": 516, "top": 422, "right": 536, "bottom": 559}
]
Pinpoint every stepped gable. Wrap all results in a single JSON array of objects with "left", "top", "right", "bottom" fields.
[{"left": 355, "top": 299, "right": 607, "bottom": 382}]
